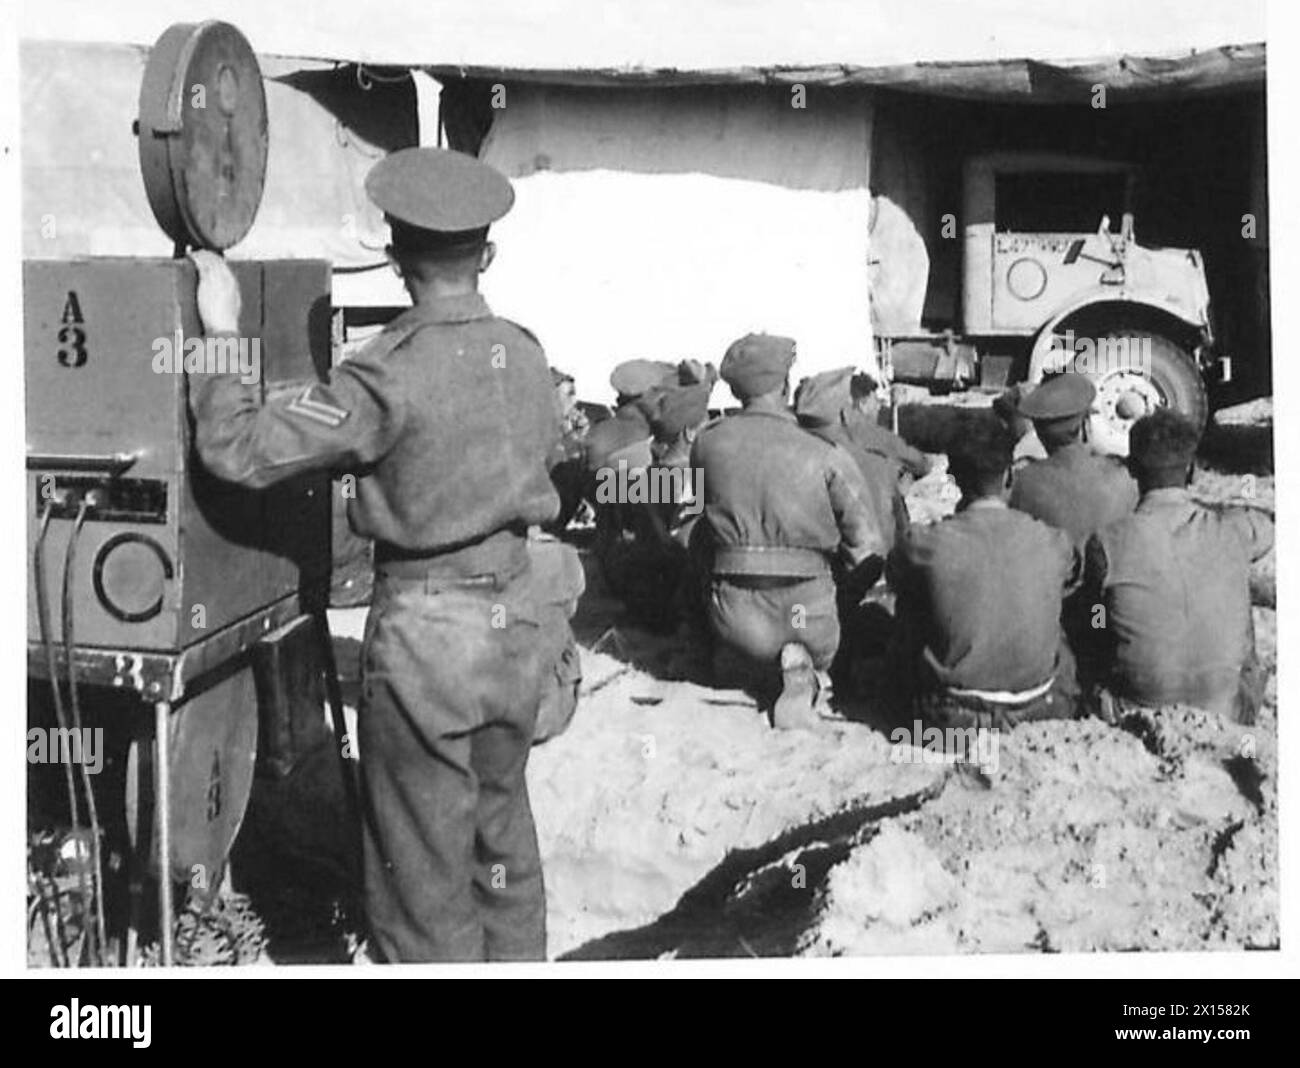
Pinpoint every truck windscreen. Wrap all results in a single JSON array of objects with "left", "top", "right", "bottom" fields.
[{"left": 995, "top": 171, "right": 1130, "bottom": 233}]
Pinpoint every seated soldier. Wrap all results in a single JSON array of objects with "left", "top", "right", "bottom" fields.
[
  {"left": 586, "top": 360, "right": 665, "bottom": 598},
  {"left": 545, "top": 366, "right": 591, "bottom": 533},
  {"left": 844, "top": 371, "right": 931, "bottom": 486},
  {"left": 691, "top": 334, "right": 886, "bottom": 729},
  {"left": 1083, "top": 409, "right": 1273, "bottom": 723},
  {"left": 584, "top": 358, "right": 715, "bottom": 475},
  {"left": 793, "top": 367, "right": 911, "bottom": 680},
  {"left": 584, "top": 359, "right": 670, "bottom": 474},
  {"left": 1009, "top": 374, "right": 1138, "bottom": 547},
  {"left": 1008, "top": 374, "right": 1139, "bottom": 689},
  {"left": 606, "top": 382, "right": 712, "bottom": 631},
  {"left": 888, "top": 416, "right": 1081, "bottom": 729},
  {"left": 586, "top": 359, "right": 716, "bottom": 598},
  {"left": 794, "top": 367, "right": 911, "bottom": 556}
]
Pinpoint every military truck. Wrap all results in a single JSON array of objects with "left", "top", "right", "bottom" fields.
[{"left": 880, "top": 152, "right": 1219, "bottom": 455}]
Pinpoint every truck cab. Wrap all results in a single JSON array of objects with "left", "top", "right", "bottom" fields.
[{"left": 882, "top": 151, "right": 1217, "bottom": 455}]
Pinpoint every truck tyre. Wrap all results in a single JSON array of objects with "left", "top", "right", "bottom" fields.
[{"left": 1069, "top": 330, "right": 1207, "bottom": 456}]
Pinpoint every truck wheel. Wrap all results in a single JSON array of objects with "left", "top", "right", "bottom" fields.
[{"left": 1069, "top": 331, "right": 1207, "bottom": 456}]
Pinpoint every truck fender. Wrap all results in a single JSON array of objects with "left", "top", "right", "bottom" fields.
[{"left": 1026, "top": 291, "right": 1206, "bottom": 383}]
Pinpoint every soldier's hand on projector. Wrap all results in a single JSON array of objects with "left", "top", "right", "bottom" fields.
[{"left": 189, "top": 250, "right": 241, "bottom": 335}]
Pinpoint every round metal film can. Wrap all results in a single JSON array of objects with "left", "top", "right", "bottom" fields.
[{"left": 137, "top": 21, "right": 268, "bottom": 251}]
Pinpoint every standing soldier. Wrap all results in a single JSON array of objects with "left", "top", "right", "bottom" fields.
[
  {"left": 1009, "top": 375, "right": 1138, "bottom": 546},
  {"left": 186, "top": 148, "right": 559, "bottom": 962},
  {"left": 1084, "top": 410, "right": 1273, "bottom": 722},
  {"left": 691, "top": 334, "right": 886, "bottom": 728}
]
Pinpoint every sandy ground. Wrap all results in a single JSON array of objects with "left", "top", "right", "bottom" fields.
[
  {"left": 331, "top": 398, "right": 1279, "bottom": 960},
  {"left": 33, "top": 398, "right": 1272, "bottom": 965}
]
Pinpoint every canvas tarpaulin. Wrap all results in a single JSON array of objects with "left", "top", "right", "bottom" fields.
[
  {"left": 19, "top": 0, "right": 1264, "bottom": 74},
  {"left": 480, "top": 85, "right": 875, "bottom": 403},
  {"left": 20, "top": 40, "right": 418, "bottom": 306}
]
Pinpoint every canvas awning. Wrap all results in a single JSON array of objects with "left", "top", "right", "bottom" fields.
[
  {"left": 427, "top": 43, "right": 1265, "bottom": 102},
  {"left": 19, "top": 0, "right": 1266, "bottom": 76}
]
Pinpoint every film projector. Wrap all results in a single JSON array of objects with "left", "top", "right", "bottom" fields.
[{"left": 26, "top": 21, "right": 349, "bottom": 965}]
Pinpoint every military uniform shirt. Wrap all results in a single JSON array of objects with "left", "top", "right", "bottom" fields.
[
  {"left": 806, "top": 421, "right": 909, "bottom": 554},
  {"left": 691, "top": 408, "right": 886, "bottom": 574},
  {"left": 189, "top": 292, "right": 560, "bottom": 551},
  {"left": 1010, "top": 441, "right": 1139, "bottom": 545},
  {"left": 889, "top": 500, "right": 1078, "bottom": 693},
  {"left": 844, "top": 413, "right": 930, "bottom": 480},
  {"left": 1085, "top": 487, "right": 1274, "bottom": 714},
  {"left": 584, "top": 402, "right": 653, "bottom": 474}
]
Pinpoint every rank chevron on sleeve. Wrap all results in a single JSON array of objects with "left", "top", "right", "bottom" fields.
[{"left": 285, "top": 385, "right": 351, "bottom": 428}]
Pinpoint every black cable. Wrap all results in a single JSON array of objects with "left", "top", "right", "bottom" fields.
[
  {"left": 34, "top": 506, "right": 90, "bottom": 966},
  {"left": 61, "top": 500, "right": 108, "bottom": 964},
  {"left": 35, "top": 509, "right": 80, "bottom": 823},
  {"left": 35, "top": 506, "right": 88, "bottom": 966}
]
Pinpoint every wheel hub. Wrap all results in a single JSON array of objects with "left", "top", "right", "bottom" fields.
[{"left": 1089, "top": 370, "right": 1165, "bottom": 455}]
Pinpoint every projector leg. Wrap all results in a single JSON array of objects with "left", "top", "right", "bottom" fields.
[{"left": 154, "top": 699, "right": 174, "bottom": 967}]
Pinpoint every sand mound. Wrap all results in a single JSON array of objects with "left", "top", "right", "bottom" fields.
[
  {"left": 801, "top": 713, "right": 1275, "bottom": 954},
  {"left": 527, "top": 653, "right": 950, "bottom": 958}
]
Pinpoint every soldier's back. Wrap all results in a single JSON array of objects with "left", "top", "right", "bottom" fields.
[
  {"left": 1091, "top": 489, "right": 1273, "bottom": 712},
  {"left": 355, "top": 296, "right": 559, "bottom": 550},
  {"left": 893, "top": 504, "right": 1074, "bottom": 693},
  {"left": 1010, "top": 442, "right": 1138, "bottom": 545},
  {"left": 694, "top": 409, "right": 846, "bottom": 554}
]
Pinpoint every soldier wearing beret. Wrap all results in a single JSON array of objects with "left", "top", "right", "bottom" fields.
[
  {"left": 691, "top": 334, "right": 887, "bottom": 728},
  {"left": 587, "top": 361, "right": 712, "bottom": 606},
  {"left": 793, "top": 367, "right": 912, "bottom": 685},
  {"left": 1009, "top": 374, "right": 1139, "bottom": 547},
  {"left": 584, "top": 358, "right": 710, "bottom": 476},
  {"left": 794, "top": 367, "right": 911, "bottom": 555},
  {"left": 1083, "top": 410, "right": 1273, "bottom": 722},
  {"left": 602, "top": 382, "right": 713, "bottom": 631},
  {"left": 887, "top": 416, "right": 1082, "bottom": 729},
  {"left": 187, "top": 147, "right": 557, "bottom": 962}
]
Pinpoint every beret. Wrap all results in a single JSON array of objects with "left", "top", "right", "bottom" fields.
[
  {"left": 1016, "top": 374, "right": 1096, "bottom": 421},
  {"left": 610, "top": 359, "right": 677, "bottom": 398},
  {"left": 648, "top": 383, "right": 712, "bottom": 440},
  {"left": 366, "top": 147, "right": 514, "bottom": 233},
  {"left": 793, "top": 367, "right": 855, "bottom": 427},
  {"left": 720, "top": 333, "right": 796, "bottom": 400},
  {"left": 677, "top": 359, "right": 718, "bottom": 389}
]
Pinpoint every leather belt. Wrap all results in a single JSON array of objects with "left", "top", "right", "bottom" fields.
[
  {"left": 375, "top": 526, "right": 528, "bottom": 584},
  {"left": 712, "top": 545, "right": 830, "bottom": 579}
]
